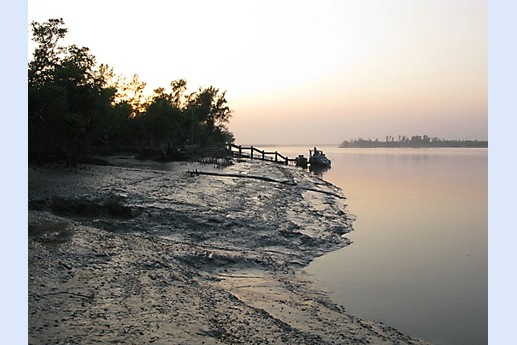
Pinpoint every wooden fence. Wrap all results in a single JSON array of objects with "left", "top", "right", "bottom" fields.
[{"left": 226, "top": 144, "right": 296, "bottom": 165}]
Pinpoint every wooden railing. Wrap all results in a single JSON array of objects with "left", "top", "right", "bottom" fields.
[{"left": 226, "top": 144, "right": 295, "bottom": 165}]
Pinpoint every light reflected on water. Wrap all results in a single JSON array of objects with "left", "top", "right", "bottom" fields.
[
  {"left": 308, "top": 164, "right": 331, "bottom": 177},
  {"left": 269, "top": 146, "right": 487, "bottom": 345}
]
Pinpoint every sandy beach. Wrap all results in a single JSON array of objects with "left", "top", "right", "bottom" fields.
[{"left": 28, "top": 157, "right": 431, "bottom": 344}]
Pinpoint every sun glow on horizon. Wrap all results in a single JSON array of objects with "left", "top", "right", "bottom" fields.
[{"left": 28, "top": 0, "right": 487, "bottom": 144}]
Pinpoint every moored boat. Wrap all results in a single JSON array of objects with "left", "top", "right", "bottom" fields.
[
  {"left": 294, "top": 154, "right": 308, "bottom": 168},
  {"left": 309, "top": 147, "right": 331, "bottom": 167}
]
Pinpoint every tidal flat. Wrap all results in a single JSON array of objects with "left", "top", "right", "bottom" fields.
[{"left": 28, "top": 157, "right": 430, "bottom": 344}]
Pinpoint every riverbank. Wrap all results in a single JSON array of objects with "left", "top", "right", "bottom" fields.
[{"left": 28, "top": 157, "right": 430, "bottom": 344}]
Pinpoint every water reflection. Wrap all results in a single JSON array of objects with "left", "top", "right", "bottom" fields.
[
  {"left": 305, "top": 147, "right": 487, "bottom": 345},
  {"left": 263, "top": 146, "right": 487, "bottom": 345},
  {"left": 309, "top": 164, "right": 331, "bottom": 177}
]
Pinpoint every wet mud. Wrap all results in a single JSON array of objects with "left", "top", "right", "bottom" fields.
[{"left": 28, "top": 157, "right": 430, "bottom": 344}]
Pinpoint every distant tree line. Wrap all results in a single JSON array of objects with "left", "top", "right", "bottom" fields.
[
  {"left": 339, "top": 135, "right": 488, "bottom": 148},
  {"left": 28, "top": 18, "right": 235, "bottom": 166}
]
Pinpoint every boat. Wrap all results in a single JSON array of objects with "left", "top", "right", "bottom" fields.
[
  {"left": 294, "top": 154, "right": 308, "bottom": 168},
  {"left": 309, "top": 147, "right": 331, "bottom": 167}
]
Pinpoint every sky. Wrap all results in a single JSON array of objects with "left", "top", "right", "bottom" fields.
[{"left": 27, "top": 0, "right": 487, "bottom": 145}]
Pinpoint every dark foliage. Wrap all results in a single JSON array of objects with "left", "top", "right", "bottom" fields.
[{"left": 28, "top": 18, "right": 235, "bottom": 166}]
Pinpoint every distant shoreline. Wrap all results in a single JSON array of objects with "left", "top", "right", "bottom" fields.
[
  {"left": 339, "top": 139, "right": 488, "bottom": 149},
  {"left": 338, "top": 144, "right": 488, "bottom": 148}
]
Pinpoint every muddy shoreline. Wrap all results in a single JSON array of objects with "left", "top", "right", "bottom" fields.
[{"left": 29, "top": 157, "right": 430, "bottom": 344}]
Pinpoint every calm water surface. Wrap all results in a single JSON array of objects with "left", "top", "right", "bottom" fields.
[{"left": 268, "top": 146, "right": 487, "bottom": 345}]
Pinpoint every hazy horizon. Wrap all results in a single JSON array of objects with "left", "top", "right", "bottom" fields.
[
  {"left": 238, "top": 135, "right": 489, "bottom": 147},
  {"left": 28, "top": 0, "right": 487, "bottom": 145}
]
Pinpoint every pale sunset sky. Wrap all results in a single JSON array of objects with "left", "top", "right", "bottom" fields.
[{"left": 28, "top": 0, "right": 487, "bottom": 145}]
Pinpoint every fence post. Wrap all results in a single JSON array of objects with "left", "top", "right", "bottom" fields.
[
  {"left": 239, "top": 145, "right": 242, "bottom": 157},
  {"left": 251, "top": 146, "right": 254, "bottom": 159},
  {"left": 275, "top": 151, "right": 278, "bottom": 162}
]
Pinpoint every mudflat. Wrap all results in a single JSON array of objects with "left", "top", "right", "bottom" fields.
[{"left": 28, "top": 157, "right": 430, "bottom": 344}]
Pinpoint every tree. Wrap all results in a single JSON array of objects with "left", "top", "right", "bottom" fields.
[
  {"left": 29, "top": 19, "right": 109, "bottom": 164},
  {"left": 185, "top": 86, "right": 233, "bottom": 146},
  {"left": 170, "top": 79, "right": 187, "bottom": 108},
  {"left": 28, "top": 18, "right": 237, "bottom": 164},
  {"left": 139, "top": 88, "right": 184, "bottom": 153},
  {"left": 90, "top": 64, "right": 133, "bottom": 147},
  {"left": 28, "top": 18, "right": 68, "bottom": 87},
  {"left": 117, "top": 74, "right": 148, "bottom": 118}
]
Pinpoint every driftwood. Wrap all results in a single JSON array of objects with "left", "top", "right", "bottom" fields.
[
  {"left": 187, "top": 170, "right": 346, "bottom": 199},
  {"left": 187, "top": 169, "right": 296, "bottom": 185},
  {"left": 299, "top": 186, "right": 346, "bottom": 200}
]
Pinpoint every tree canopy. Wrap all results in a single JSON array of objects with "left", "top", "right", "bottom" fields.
[{"left": 28, "top": 18, "right": 235, "bottom": 165}]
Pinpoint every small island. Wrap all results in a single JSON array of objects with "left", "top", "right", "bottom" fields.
[{"left": 339, "top": 135, "right": 488, "bottom": 148}]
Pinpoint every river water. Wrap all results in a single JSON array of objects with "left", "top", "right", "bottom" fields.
[{"left": 266, "top": 146, "right": 487, "bottom": 345}]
